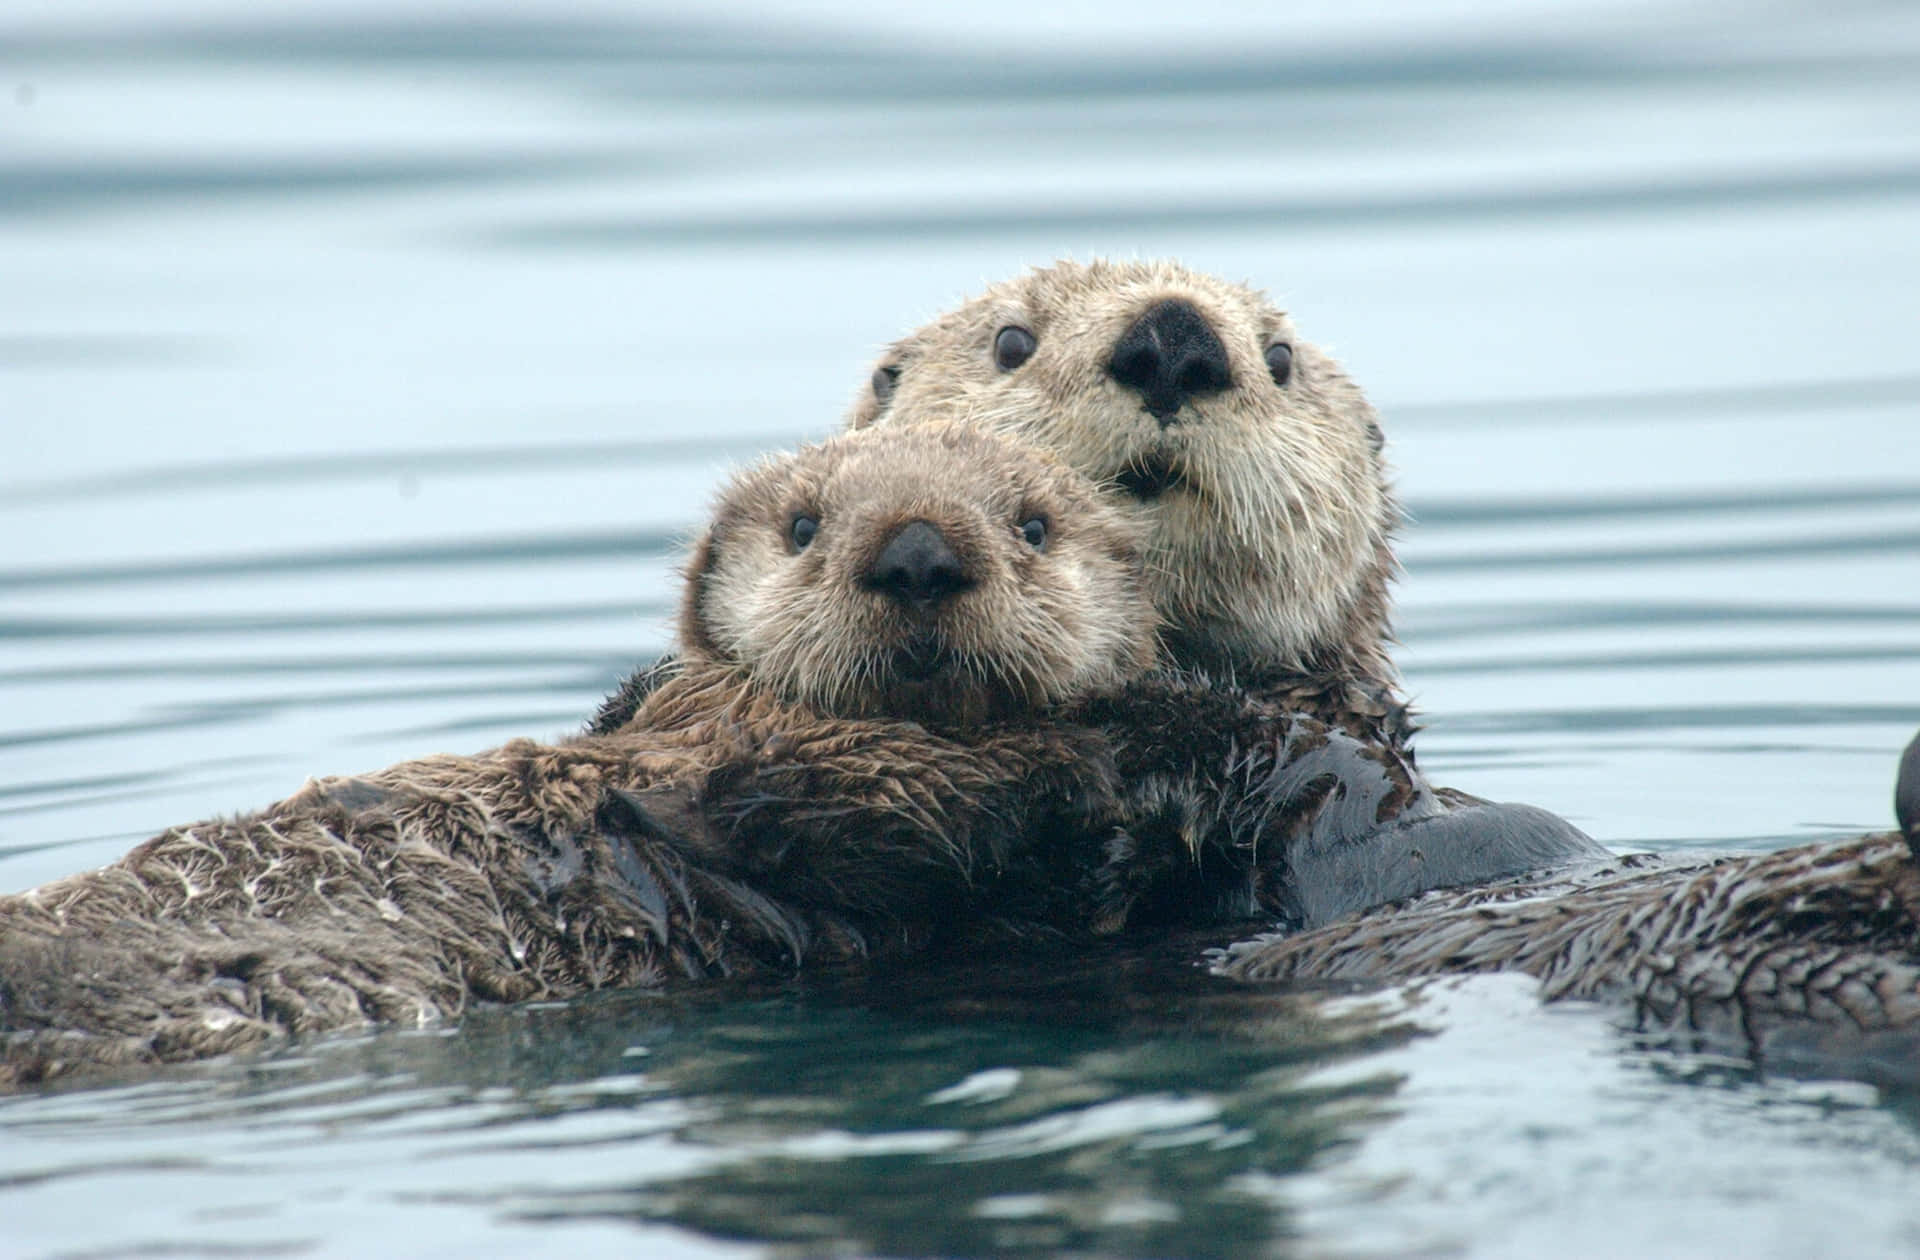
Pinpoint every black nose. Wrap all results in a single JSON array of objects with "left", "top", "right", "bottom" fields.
[
  {"left": 866, "top": 520, "right": 972, "bottom": 606},
  {"left": 1108, "top": 299, "right": 1233, "bottom": 425}
]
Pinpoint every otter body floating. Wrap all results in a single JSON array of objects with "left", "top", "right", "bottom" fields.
[
  {"left": 592, "top": 259, "right": 1605, "bottom": 925},
  {"left": 0, "top": 420, "right": 1611, "bottom": 1086},
  {"left": 0, "top": 426, "right": 1151, "bottom": 1085}
]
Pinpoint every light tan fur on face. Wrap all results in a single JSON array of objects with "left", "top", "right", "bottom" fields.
[
  {"left": 681, "top": 423, "right": 1158, "bottom": 726},
  {"left": 849, "top": 258, "right": 1396, "bottom": 682}
]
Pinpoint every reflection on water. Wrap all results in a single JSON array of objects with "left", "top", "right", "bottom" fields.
[
  {"left": 501, "top": 951, "right": 1402, "bottom": 1259},
  {"left": 4, "top": 1, "right": 1920, "bottom": 1256},
  {"left": 0, "top": 947, "right": 1413, "bottom": 1259}
]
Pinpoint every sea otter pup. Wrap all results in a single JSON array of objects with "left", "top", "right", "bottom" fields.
[
  {"left": 659, "top": 420, "right": 1155, "bottom": 727},
  {"left": 0, "top": 425, "right": 1158, "bottom": 1085},
  {"left": 1217, "top": 730, "right": 1920, "bottom": 1074},
  {"left": 612, "top": 422, "right": 1161, "bottom": 918},
  {"left": 0, "top": 420, "right": 1608, "bottom": 1086}
]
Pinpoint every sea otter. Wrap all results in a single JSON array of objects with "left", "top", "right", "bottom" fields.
[
  {"left": 606, "top": 419, "right": 1595, "bottom": 938},
  {"left": 594, "top": 258, "right": 1403, "bottom": 739},
  {"left": 0, "top": 425, "right": 1158, "bottom": 1085},
  {"left": 1217, "top": 730, "right": 1920, "bottom": 1074},
  {"left": 849, "top": 258, "right": 1396, "bottom": 699},
  {"left": 1, "top": 419, "right": 1612, "bottom": 1086},
  {"left": 590, "top": 260, "right": 1604, "bottom": 929}
]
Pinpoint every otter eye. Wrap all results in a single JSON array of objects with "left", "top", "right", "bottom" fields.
[
  {"left": 1265, "top": 342, "right": 1293, "bottom": 388},
  {"left": 789, "top": 515, "right": 818, "bottom": 551},
  {"left": 1019, "top": 517, "right": 1047, "bottom": 550},
  {"left": 871, "top": 364, "right": 900, "bottom": 404},
  {"left": 993, "top": 325, "right": 1037, "bottom": 372}
]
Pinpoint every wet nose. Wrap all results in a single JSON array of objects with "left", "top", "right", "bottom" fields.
[
  {"left": 866, "top": 520, "right": 972, "bottom": 606},
  {"left": 1107, "top": 298, "right": 1233, "bottom": 425}
]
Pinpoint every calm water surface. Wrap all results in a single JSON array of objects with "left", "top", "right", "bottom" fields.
[{"left": 4, "top": 2, "right": 1920, "bottom": 1255}]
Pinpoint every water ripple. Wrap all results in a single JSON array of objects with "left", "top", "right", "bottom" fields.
[
  {"left": 485, "top": 161, "right": 1920, "bottom": 249},
  {"left": 1394, "top": 376, "right": 1920, "bottom": 431},
  {"left": 0, "top": 652, "right": 632, "bottom": 684},
  {"left": 1406, "top": 600, "right": 1920, "bottom": 639},
  {"left": 8, "top": 15, "right": 1918, "bottom": 98},
  {"left": 0, "top": 153, "right": 648, "bottom": 220},
  {"left": 1411, "top": 525, "right": 1920, "bottom": 572},
  {"left": 1, "top": 436, "right": 802, "bottom": 508},
  {"left": 0, "top": 679, "right": 602, "bottom": 751},
  {"left": 0, "top": 531, "right": 683, "bottom": 592},
  {"left": 1414, "top": 644, "right": 1920, "bottom": 676},
  {"left": 0, "top": 606, "right": 666, "bottom": 641},
  {"left": 0, "top": 334, "right": 210, "bottom": 368},
  {"left": 1446, "top": 703, "right": 1920, "bottom": 735},
  {"left": 1408, "top": 478, "right": 1920, "bottom": 525}
]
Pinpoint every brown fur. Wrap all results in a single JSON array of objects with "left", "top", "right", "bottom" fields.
[
  {"left": 585, "top": 261, "right": 1410, "bottom": 743},
  {"left": 629, "top": 423, "right": 1592, "bottom": 940},
  {"left": 0, "top": 425, "right": 1152, "bottom": 1086},
  {"left": 672, "top": 422, "right": 1158, "bottom": 727},
  {"left": 0, "top": 713, "right": 1115, "bottom": 1087},
  {"left": 849, "top": 259, "right": 1398, "bottom": 696},
  {"left": 1219, "top": 828, "right": 1920, "bottom": 1067}
]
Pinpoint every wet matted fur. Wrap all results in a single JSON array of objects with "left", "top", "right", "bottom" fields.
[
  {"left": 0, "top": 421, "right": 1602, "bottom": 1086},
  {"left": 585, "top": 265, "right": 1603, "bottom": 951},
  {"left": 0, "top": 709, "right": 1115, "bottom": 1086},
  {"left": 0, "top": 423, "right": 1154, "bottom": 1085},
  {"left": 1221, "top": 731, "right": 1920, "bottom": 1075}
]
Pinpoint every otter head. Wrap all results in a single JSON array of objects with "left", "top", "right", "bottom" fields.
[
  {"left": 850, "top": 259, "right": 1397, "bottom": 682},
  {"left": 681, "top": 424, "right": 1158, "bottom": 727}
]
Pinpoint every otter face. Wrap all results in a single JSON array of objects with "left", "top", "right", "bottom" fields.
[
  {"left": 848, "top": 259, "right": 1396, "bottom": 679},
  {"left": 682, "top": 424, "right": 1158, "bottom": 726}
]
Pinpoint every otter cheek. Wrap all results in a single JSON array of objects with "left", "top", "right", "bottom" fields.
[
  {"left": 733, "top": 576, "right": 824, "bottom": 689},
  {"left": 1019, "top": 587, "right": 1082, "bottom": 701},
  {"left": 1146, "top": 495, "right": 1206, "bottom": 565},
  {"left": 700, "top": 567, "right": 764, "bottom": 663}
]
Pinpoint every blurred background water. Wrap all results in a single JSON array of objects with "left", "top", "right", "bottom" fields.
[{"left": 3, "top": 1, "right": 1919, "bottom": 1256}]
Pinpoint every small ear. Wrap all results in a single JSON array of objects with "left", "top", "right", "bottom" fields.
[
  {"left": 677, "top": 528, "right": 727, "bottom": 662},
  {"left": 847, "top": 365, "right": 894, "bottom": 430},
  {"left": 847, "top": 345, "right": 907, "bottom": 430},
  {"left": 1897, "top": 728, "right": 1920, "bottom": 856}
]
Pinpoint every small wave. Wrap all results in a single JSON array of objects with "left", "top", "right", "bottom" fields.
[{"left": 0, "top": 530, "right": 684, "bottom": 593}]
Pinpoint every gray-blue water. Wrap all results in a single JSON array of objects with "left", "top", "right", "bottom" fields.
[{"left": 4, "top": 2, "right": 1920, "bottom": 1255}]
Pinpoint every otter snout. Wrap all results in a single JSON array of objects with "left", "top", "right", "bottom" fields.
[
  {"left": 1108, "top": 299, "right": 1233, "bottom": 425},
  {"left": 865, "top": 519, "right": 973, "bottom": 607}
]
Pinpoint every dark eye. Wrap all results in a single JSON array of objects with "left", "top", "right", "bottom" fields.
[
  {"left": 1265, "top": 343, "right": 1293, "bottom": 388},
  {"left": 994, "top": 325, "right": 1037, "bottom": 372},
  {"left": 789, "top": 515, "right": 818, "bottom": 551},
  {"left": 1019, "top": 517, "right": 1047, "bottom": 550},
  {"left": 871, "top": 364, "right": 900, "bottom": 404}
]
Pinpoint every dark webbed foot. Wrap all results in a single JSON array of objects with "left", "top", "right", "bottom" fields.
[
  {"left": 1073, "top": 675, "right": 1604, "bottom": 935},
  {"left": 1287, "top": 799, "right": 1606, "bottom": 930}
]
